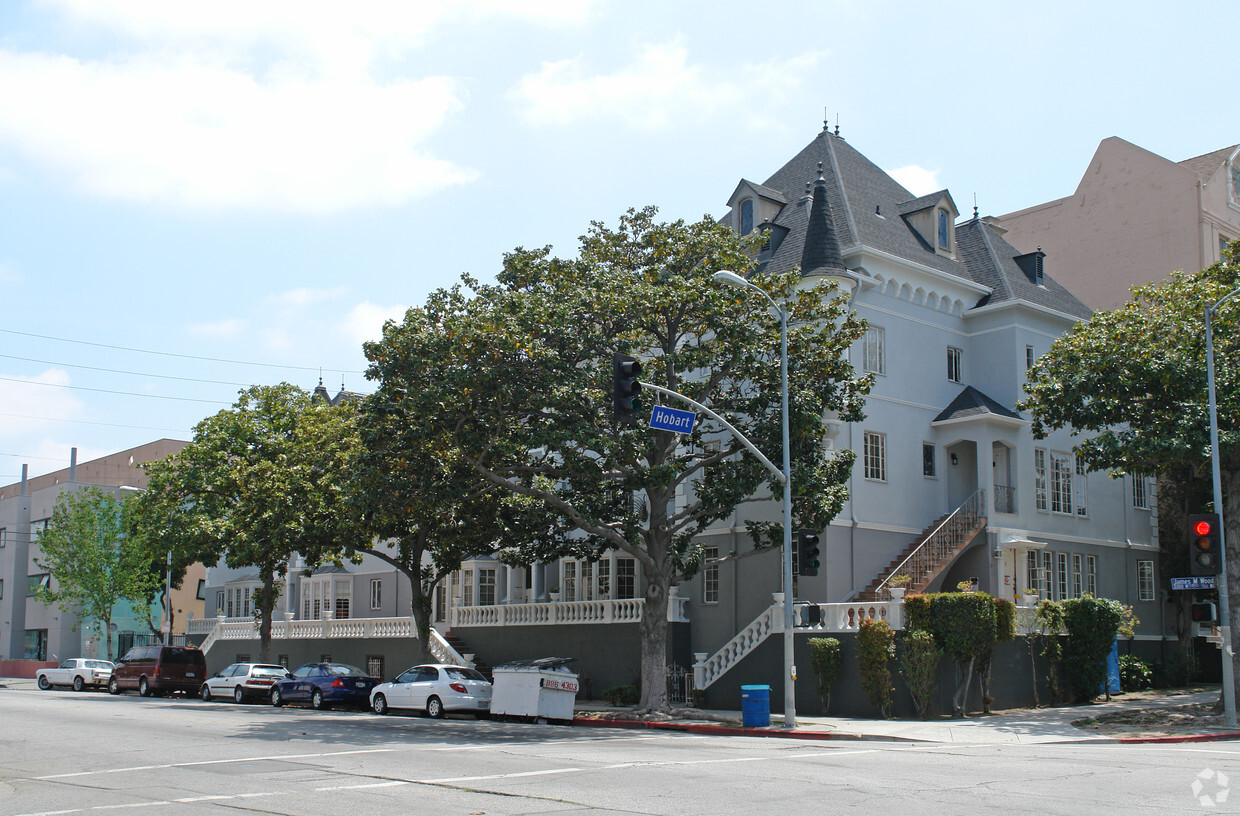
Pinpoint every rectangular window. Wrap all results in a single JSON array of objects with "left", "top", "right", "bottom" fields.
[
  {"left": 196, "top": 579, "right": 205, "bottom": 601},
  {"left": 462, "top": 570, "right": 474, "bottom": 606},
  {"left": 862, "top": 327, "right": 885, "bottom": 375},
  {"left": 617, "top": 558, "right": 636, "bottom": 599},
  {"left": 367, "top": 656, "right": 384, "bottom": 680},
  {"left": 303, "top": 597, "right": 310, "bottom": 620},
  {"left": 863, "top": 432, "right": 887, "bottom": 482},
  {"left": 278, "top": 654, "right": 289, "bottom": 668},
  {"left": 562, "top": 562, "right": 576, "bottom": 602},
  {"left": 1026, "top": 551, "right": 1038, "bottom": 594},
  {"left": 1056, "top": 553, "right": 1069, "bottom": 601},
  {"left": 1132, "top": 474, "right": 1149, "bottom": 510},
  {"left": 370, "top": 578, "right": 382, "bottom": 610},
  {"left": 26, "top": 573, "right": 49, "bottom": 594},
  {"left": 1071, "top": 554, "right": 1083, "bottom": 599},
  {"left": 435, "top": 585, "right": 446, "bottom": 622},
  {"left": 1025, "top": 345, "right": 1035, "bottom": 371},
  {"left": 1034, "top": 448, "right": 1048, "bottom": 511},
  {"left": 922, "top": 443, "right": 936, "bottom": 478},
  {"left": 215, "top": 591, "right": 224, "bottom": 616},
  {"left": 597, "top": 559, "right": 611, "bottom": 598},
  {"left": 1074, "top": 454, "right": 1088, "bottom": 516},
  {"left": 947, "top": 347, "right": 963, "bottom": 383},
  {"left": 478, "top": 568, "right": 497, "bottom": 606},
  {"left": 703, "top": 546, "right": 720, "bottom": 604},
  {"left": 334, "top": 598, "right": 349, "bottom": 619},
  {"left": 242, "top": 587, "right": 251, "bottom": 617},
  {"left": 312, "top": 599, "right": 321, "bottom": 619},
  {"left": 0, "top": 579, "right": 4, "bottom": 599},
  {"left": 1050, "top": 453, "right": 1073, "bottom": 514},
  {"left": 1086, "top": 555, "right": 1098, "bottom": 597},
  {"left": 1042, "top": 552, "right": 1053, "bottom": 599},
  {"left": 1137, "top": 560, "right": 1154, "bottom": 601},
  {"left": 581, "top": 561, "right": 594, "bottom": 601},
  {"left": 0, "top": 528, "right": 6, "bottom": 548}
]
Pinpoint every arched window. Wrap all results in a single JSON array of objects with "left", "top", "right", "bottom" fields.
[{"left": 740, "top": 199, "right": 754, "bottom": 235}]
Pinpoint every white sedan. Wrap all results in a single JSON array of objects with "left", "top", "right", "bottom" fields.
[
  {"left": 371, "top": 664, "right": 492, "bottom": 718},
  {"left": 36, "top": 659, "right": 114, "bottom": 692}
]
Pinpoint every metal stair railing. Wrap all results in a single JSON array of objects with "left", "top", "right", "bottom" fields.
[{"left": 874, "top": 489, "right": 986, "bottom": 600}]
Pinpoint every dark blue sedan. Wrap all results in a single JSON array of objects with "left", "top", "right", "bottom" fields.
[{"left": 269, "top": 663, "right": 378, "bottom": 710}]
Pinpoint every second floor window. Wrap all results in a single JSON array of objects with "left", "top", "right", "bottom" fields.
[
  {"left": 1034, "top": 448, "right": 1048, "bottom": 511},
  {"left": 1050, "top": 453, "right": 1073, "bottom": 514},
  {"left": 1133, "top": 474, "right": 1149, "bottom": 509},
  {"left": 922, "top": 443, "right": 936, "bottom": 478},
  {"left": 864, "top": 432, "right": 886, "bottom": 482},
  {"left": 947, "top": 347, "right": 963, "bottom": 383},
  {"left": 370, "top": 579, "right": 382, "bottom": 610},
  {"left": 863, "top": 327, "right": 885, "bottom": 374},
  {"left": 703, "top": 546, "right": 719, "bottom": 604}
]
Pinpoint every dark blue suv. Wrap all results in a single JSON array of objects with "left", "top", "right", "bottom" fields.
[{"left": 269, "top": 663, "right": 378, "bottom": 710}]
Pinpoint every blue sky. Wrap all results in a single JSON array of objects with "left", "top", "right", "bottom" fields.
[{"left": 0, "top": 0, "right": 1235, "bottom": 480}]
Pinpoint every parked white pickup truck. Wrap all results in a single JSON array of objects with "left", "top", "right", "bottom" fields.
[{"left": 36, "top": 659, "right": 115, "bottom": 691}]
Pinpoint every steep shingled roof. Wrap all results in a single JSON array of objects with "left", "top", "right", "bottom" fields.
[
  {"left": 1178, "top": 145, "right": 1238, "bottom": 183},
  {"left": 744, "top": 129, "right": 1091, "bottom": 317},
  {"left": 932, "top": 385, "right": 1022, "bottom": 423}
]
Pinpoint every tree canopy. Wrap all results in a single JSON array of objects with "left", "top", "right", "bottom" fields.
[{"left": 366, "top": 207, "right": 870, "bottom": 710}]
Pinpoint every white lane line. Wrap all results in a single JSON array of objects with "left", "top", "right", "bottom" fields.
[
  {"left": 314, "top": 781, "right": 410, "bottom": 792},
  {"left": 432, "top": 768, "right": 586, "bottom": 783},
  {"left": 427, "top": 735, "right": 679, "bottom": 751},
  {"left": 31, "top": 748, "right": 393, "bottom": 780},
  {"left": 11, "top": 792, "right": 282, "bottom": 816}
]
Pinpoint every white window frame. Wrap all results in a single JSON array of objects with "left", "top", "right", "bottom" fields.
[
  {"left": 863, "top": 327, "right": 885, "bottom": 375},
  {"left": 1056, "top": 552, "right": 1069, "bottom": 601},
  {"left": 1041, "top": 551, "right": 1053, "bottom": 599},
  {"left": 703, "top": 546, "right": 719, "bottom": 604},
  {"left": 616, "top": 558, "right": 637, "bottom": 599},
  {"left": 1132, "top": 474, "right": 1149, "bottom": 510},
  {"left": 1071, "top": 553, "right": 1083, "bottom": 599},
  {"left": 1086, "top": 555, "right": 1098, "bottom": 597},
  {"left": 922, "top": 442, "right": 936, "bottom": 479},
  {"left": 370, "top": 578, "right": 382, "bottom": 610},
  {"left": 947, "top": 347, "right": 963, "bottom": 383},
  {"left": 478, "top": 568, "right": 497, "bottom": 606},
  {"left": 1137, "top": 560, "right": 1154, "bottom": 602},
  {"left": 1034, "top": 448, "right": 1048, "bottom": 511},
  {"left": 863, "top": 431, "right": 887, "bottom": 482},
  {"left": 1050, "top": 452, "right": 1073, "bottom": 515},
  {"left": 1025, "top": 345, "right": 1035, "bottom": 371}
]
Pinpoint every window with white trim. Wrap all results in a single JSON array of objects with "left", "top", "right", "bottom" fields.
[
  {"left": 563, "top": 561, "right": 577, "bottom": 602},
  {"left": 1132, "top": 474, "right": 1149, "bottom": 510},
  {"left": 947, "top": 347, "right": 963, "bottom": 383},
  {"left": 462, "top": 569, "right": 474, "bottom": 606},
  {"left": 581, "top": 561, "right": 594, "bottom": 601},
  {"left": 1074, "top": 454, "right": 1088, "bottom": 517},
  {"left": 215, "top": 591, "right": 224, "bottom": 616},
  {"left": 703, "top": 546, "right": 719, "bottom": 604},
  {"left": 1042, "top": 551, "right": 1053, "bottom": 599},
  {"left": 1034, "top": 448, "right": 1048, "bottom": 511},
  {"left": 922, "top": 443, "right": 936, "bottom": 478},
  {"left": 370, "top": 578, "right": 382, "bottom": 610},
  {"left": 1086, "top": 555, "right": 1098, "bottom": 597},
  {"left": 863, "top": 327, "right": 885, "bottom": 375},
  {"left": 1137, "top": 560, "right": 1154, "bottom": 601},
  {"left": 863, "top": 432, "right": 887, "bottom": 482},
  {"left": 1071, "top": 553, "right": 1083, "bottom": 598},
  {"left": 617, "top": 558, "right": 636, "bottom": 599},
  {"left": 1050, "top": 452, "right": 1073, "bottom": 514},
  {"left": 478, "top": 568, "right": 496, "bottom": 606},
  {"left": 598, "top": 559, "right": 611, "bottom": 598},
  {"left": 1056, "top": 552, "right": 1069, "bottom": 601},
  {"left": 1025, "top": 345, "right": 1035, "bottom": 371},
  {"left": 0, "top": 528, "right": 6, "bottom": 548}
]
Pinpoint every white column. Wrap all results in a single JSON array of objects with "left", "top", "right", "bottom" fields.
[{"left": 505, "top": 565, "right": 519, "bottom": 604}]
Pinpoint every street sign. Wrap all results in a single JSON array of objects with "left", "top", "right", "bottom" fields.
[
  {"left": 1171, "top": 576, "right": 1216, "bottom": 591},
  {"left": 648, "top": 405, "right": 696, "bottom": 434}
]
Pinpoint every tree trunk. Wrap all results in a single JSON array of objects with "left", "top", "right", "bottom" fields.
[
  {"left": 409, "top": 567, "right": 434, "bottom": 664},
  {"left": 1028, "top": 641, "right": 1039, "bottom": 708},
  {"left": 636, "top": 566, "right": 671, "bottom": 713},
  {"left": 952, "top": 657, "right": 974, "bottom": 717},
  {"left": 976, "top": 654, "right": 993, "bottom": 715},
  {"left": 103, "top": 615, "right": 113, "bottom": 661},
  {"left": 258, "top": 570, "right": 275, "bottom": 663}
]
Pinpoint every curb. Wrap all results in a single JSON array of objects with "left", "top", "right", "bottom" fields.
[
  {"left": 571, "top": 717, "right": 921, "bottom": 742},
  {"left": 1116, "top": 731, "right": 1240, "bottom": 745}
]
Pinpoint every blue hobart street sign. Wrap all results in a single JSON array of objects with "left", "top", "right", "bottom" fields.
[
  {"left": 648, "top": 405, "right": 697, "bottom": 434},
  {"left": 1171, "top": 576, "right": 1216, "bottom": 591}
]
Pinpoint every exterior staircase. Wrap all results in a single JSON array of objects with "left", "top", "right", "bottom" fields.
[
  {"left": 858, "top": 490, "right": 987, "bottom": 601},
  {"left": 442, "top": 631, "right": 492, "bottom": 680}
]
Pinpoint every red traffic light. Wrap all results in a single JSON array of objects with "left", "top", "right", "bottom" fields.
[{"left": 1193, "top": 519, "right": 1214, "bottom": 537}]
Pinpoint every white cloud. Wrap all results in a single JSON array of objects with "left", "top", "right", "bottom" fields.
[
  {"left": 888, "top": 164, "right": 942, "bottom": 197},
  {"left": 510, "top": 40, "right": 825, "bottom": 132},
  {"left": 342, "top": 301, "right": 407, "bottom": 347},
  {"left": 0, "top": 1, "right": 597, "bottom": 212},
  {"left": 0, "top": 369, "right": 87, "bottom": 439},
  {"left": 186, "top": 317, "right": 246, "bottom": 339}
]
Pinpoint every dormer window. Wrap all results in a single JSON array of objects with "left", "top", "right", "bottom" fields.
[
  {"left": 937, "top": 209, "right": 949, "bottom": 249},
  {"left": 740, "top": 199, "right": 754, "bottom": 235}
]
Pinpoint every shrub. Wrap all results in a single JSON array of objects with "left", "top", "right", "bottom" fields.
[
  {"left": 903, "top": 593, "right": 933, "bottom": 632},
  {"left": 602, "top": 685, "right": 640, "bottom": 706},
  {"left": 1034, "top": 599, "right": 1066, "bottom": 703},
  {"left": 807, "top": 637, "right": 843, "bottom": 714},
  {"left": 858, "top": 619, "right": 895, "bottom": 718},
  {"left": 1061, "top": 596, "right": 1124, "bottom": 703},
  {"left": 1119, "top": 654, "right": 1153, "bottom": 692},
  {"left": 900, "top": 629, "right": 941, "bottom": 718}
]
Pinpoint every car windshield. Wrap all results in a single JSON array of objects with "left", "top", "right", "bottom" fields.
[
  {"left": 251, "top": 667, "right": 288, "bottom": 678},
  {"left": 445, "top": 668, "right": 488, "bottom": 682},
  {"left": 325, "top": 664, "right": 368, "bottom": 677}
]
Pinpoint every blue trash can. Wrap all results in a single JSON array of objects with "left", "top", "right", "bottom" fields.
[{"left": 740, "top": 684, "right": 771, "bottom": 728}]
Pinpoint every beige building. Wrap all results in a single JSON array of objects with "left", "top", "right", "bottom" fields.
[{"left": 994, "top": 137, "right": 1240, "bottom": 310}]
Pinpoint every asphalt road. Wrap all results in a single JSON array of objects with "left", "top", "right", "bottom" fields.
[{"left": 1, "top": 686, "right": 1237, "bottom": 815}]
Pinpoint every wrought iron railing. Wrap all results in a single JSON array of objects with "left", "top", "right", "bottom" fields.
[{"left": 874, "top": 489, "right": 986, "bottom": 599}]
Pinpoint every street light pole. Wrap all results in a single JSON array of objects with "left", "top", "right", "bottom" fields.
[
  {"left": 1205, "top": 290, "right": 1238, "bottom": 728},
  {"left": 713, "top": 270, "right": 797, "bottom": 728}
]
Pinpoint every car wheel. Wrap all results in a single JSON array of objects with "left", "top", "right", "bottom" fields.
[
  {"left": 372, "top": 694, "right": 388, "bottom": 715},
  {"left": 37, "top": 675, "right": 50, "bottom": 690},
  {"left": 138, "top": 677, "right": 151, "bottom": 697},
  {"left": 234, "top": 686, "right": 246, "bottom": 704},
  {"left": 73, "top": 675, "right": 85, "bottom": 692},
  {"left": 200, "top": 684, "right": 212, "bottom": 702},
  {"left": 311, "top": 690, "right": 326, "bottom": 710},
  {"left": 271, "top": 688, "right": 283, "bottom": 707},
  {"left": 108, "top": 677, "right": 120, "bottom": 695},
  {"left": 426, "top": 696, "right": 444, "bottom": 719}
]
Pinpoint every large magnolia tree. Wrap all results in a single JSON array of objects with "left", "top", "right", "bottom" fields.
[
  {"left": 368, "top": 208, "right": 870, "bottom": 712},
  {"left": 1020, "top": 251, "right": 1240, "bottom": 709}
]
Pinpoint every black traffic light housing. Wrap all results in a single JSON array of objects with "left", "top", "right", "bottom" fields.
[
  {"left": 796, "top": 529, "right": 821, "bottom": 577},
  {"left": 1191, "top": 601, "right": 1218, "bottom": 623},
  {"left": 1188, "top": 513, "right": 1223, "bottom": 576},
  {"left": 613, "top": 353, "right": 643, "bottom": 424}
]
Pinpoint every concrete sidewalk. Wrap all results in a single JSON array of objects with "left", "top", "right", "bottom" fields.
[{"left": 574, "top": 690, "right": 1240, "bottom": 745}]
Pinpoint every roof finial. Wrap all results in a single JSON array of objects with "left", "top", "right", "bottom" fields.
[
  {"left": 834, "top": 115, "right": 840, "bottom": 137},
  {"left": 817, "top": 160, "right": 825, "bottom": 181},
  {"left": 973, "top": 193, "right": 979, "bottom": 220},
  {"left": 823, "top": 107, "right": 830, "bottom": 133}
]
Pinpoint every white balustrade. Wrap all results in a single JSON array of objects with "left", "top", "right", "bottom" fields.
[
  {"left": 452, "top": 598, "right": 647, "bottom": 628},
  {"left": 795, "top": 601, "right": 905, "bottom": 633}
]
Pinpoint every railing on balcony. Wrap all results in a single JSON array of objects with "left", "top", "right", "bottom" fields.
[
  {"left": 795, "top": 600, "right": 904, "bottom": 632},
  {"left": 451, "top": 595, "right": 689, "bottom": 627},
  {"left": 994, "top": 484, "right": 1016, "bottom": 514},
  {"left": 874, "top": 489, "right": 986, "bottom": 599}
]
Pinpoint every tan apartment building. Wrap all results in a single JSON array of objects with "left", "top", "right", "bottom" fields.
[{"left": 993, "top": 137, "right": 1240, "bottom": 311}]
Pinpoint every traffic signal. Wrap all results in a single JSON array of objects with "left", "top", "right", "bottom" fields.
[
  {"left": 796, "top": 529, "right": 821, "bottom": 577},
  {"left": 1191, "top": 601, "right": 1218, "bottom": 623},
  {"left": 613, "top": 353, "right": 643, "bottom": 424},
  {"left": 1188, "top": 513, "right": 1223, "bottom": 576}
]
